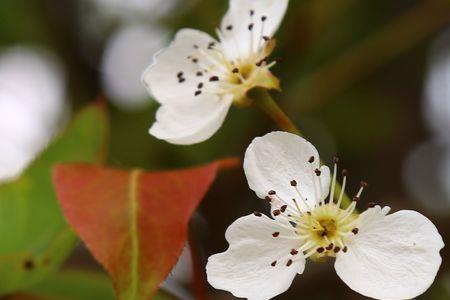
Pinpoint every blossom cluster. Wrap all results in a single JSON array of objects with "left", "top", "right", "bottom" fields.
[{"left": 141, "top": 0, "right": 444, "bottom": 299}]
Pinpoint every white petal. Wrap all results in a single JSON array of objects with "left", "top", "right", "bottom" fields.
[
  {"left": 219, "top": 0, "right": 289, "bottom": 61},
  {"left": 335, "top": 206, "right": 444, "bottom": 300},
  {"left": 142, "top": 28, "right": 219, "bottom": 105},
  {"left": 244, "top": 131, "right": 330, "bottom": 211},
  {"left": 149, "top": 95, "right": 233, "bottom": 145},
  {"left": 207, "top": 214, "right": 304, "bottom": 300}
]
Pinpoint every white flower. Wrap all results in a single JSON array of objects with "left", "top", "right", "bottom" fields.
[
  {"left": 206, "top": 131, "right": 444, "bottom": 300},
  {"left": 0, "top": 47, "right": 66, "bottom": 181},
  {"left": 142, "top": 0, "right": 288, "bottom": 145}
]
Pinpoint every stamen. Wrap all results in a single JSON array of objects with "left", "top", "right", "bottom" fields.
[
  {"left": 336, "top": 170, "right": 348, "bottom": 208},
  {"left": 271, "top": 261, "right": 277, "bottom": 267},
  {"left": 286, "top": 259, "right": 293, "bottom": 267},
  {"left": 258, "top": 16, "right": 267, "bottom": 50},
  {"left": 272, "top": 232, "right": 280, "bottom": 237},
  {"left": 292, "top": 184, "right": 311, "bottom": 211},
  {"left": 352, "top": 228, "right": 359, "bottom": 235},
  {"left": 253, "top": 212, "right": 262, "bottom": 217},
  {"left": 356, "top": 181, "right": 368, "bottom": 198},
  {"left": 329, "top": 157, "right": 338, "bottom": 204},
  {"left": 308, "top": 163, "right": 320, "bottom": 206},
  {"left": 248, "top": 10, "right": 255, "bottom": 55}
]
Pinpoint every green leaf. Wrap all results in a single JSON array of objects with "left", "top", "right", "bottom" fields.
[
  {"left": 25, "top": 270, "right": 115, "bottom": 300},
  {"left": 21, "top": 269, "right": 176, "bottom": 300},
  {"left": 0, "top": 104, "right": 108, "bottom": 294}
]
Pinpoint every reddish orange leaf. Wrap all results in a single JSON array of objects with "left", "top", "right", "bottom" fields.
[{"left": 52, "top": 159, "right": 237, "bottom": 300}]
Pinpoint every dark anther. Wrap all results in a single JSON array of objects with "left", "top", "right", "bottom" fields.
[
  {"left": 360, "top": 181, "right": 369, "bottom": 188},
  {"left": 248, "top": 23, "right": 254, "bottom": 31},
  {"left": 197, "top": 83, "right": 204, "bottom": 89},
  {"left": 23, "top": 259, "right": 35, "bottom": 271},
  {"left": 341, "top": 169, "right": 348, "bottom": 176},
  {"left": 334, "top": 247, "right": 341, "bottom": 253},
  {"left": 333, "top": 156, "right": 340, "bottom": 164},
  {"left": 315, "top": 169, "right": 322, "bottom": 176},
  {"left": 232, "top": 67, "right": 239, "bottom": 73},
  {"left": 268, "top": 190, "right": 276, "bottom": 195},
  {"left": 271, "top": 261, "right": 277, "bottom": 267},
  {"left": 280, "top": 205, "right": 287, "bottom": 213},
  {"left": 193, "top": 44, "right": 199, "bottom": 49},
  {"left": 308, "top": 156, "right": 315, "bottom": 163},
  {"left": 326, "top": 243, "right": 334, "bottom": 251},
  {"left": 343, "top": 246, "right": 348, "bottom": 253},
  {"left": 226, "top": 25, "right": 233, "bottom": 31},
  {"left": 273, "top": 210, "right": 281, "bottom": 217},
  {"left": 367, "top": 202, "right": 376, "bottom": 208},
  {"left": 250, "top": 10, "right": 255, "bottom": 16},
  {"left": 178, "top": 78, "right": 185, "bottom": 83},
  {"left": 286, "top": 259, "right": 293, "bottom": 267},
  {"left": 261, "top": 16, "right": 267, "bottom": 21},
  {"left": 263, "top": 36, "right": 270, "bottom": 41},
  {"left": 192, "top": 58, "right": 198, "bottom": 63},
  {"left": 321, "top": 231, "right": 327, "bottom": 237},
  {"left": 291, "top": 249, "right": 299, "bottom": 255},
  {"left": 177, "top": 72, "right": 183, "bottom": 78},
  {"left": 208, "top": 42, "right": 216, "bottom": 49},
  {"left": 209, "top": 76, "right": 219, "bottom": 82},
  {"left": 352, "top": 228, "right": 359, "bottom": 235},
  {"left": 196, "top": 71, "right": 203, "bottom": 77},
  {"left": 317, "top": 247, "right": 325, "bottom": 253},
  {"left": 307, "top": 211, "right": 312, "bottom": 215},
  {"left": 265, "top": 196, "right": 272, "bottom": 203},
  {"left": 290, "top": 180, "right": 297, "bottom": 187},
  {"left": 272, "top": 232, "right": 280, "bottom": 237},
  {"left": 195, "top": 90, "right": 202, "bottom": 96},
  {"left": 352, "top": 196, "right": 360, "bottom": 202},
  {"left": 254, "top": 212, "right": 262, "bottom": 217},
  {"left": 257, "top": 57, "right": 268, "bottom": 66},
  {"left": 289, "top": 221, "right": 297, "bottom": 227}
]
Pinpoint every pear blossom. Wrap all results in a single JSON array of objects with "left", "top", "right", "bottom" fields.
[
  {"left": 142, "top": 0, "right": 288, "bottom": 145},
  {"left": 0, "top": 47, "right": 66, "bottom": 181},
  {"left": 206, "top": 131, "right": 444, "bottom": 300}
]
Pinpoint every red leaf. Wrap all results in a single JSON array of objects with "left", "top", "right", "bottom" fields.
[{"left": 52, "top": 159, "right": 238, "bottom": 300}]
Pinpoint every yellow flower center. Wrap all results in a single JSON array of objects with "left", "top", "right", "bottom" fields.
[{"left": 293, "top": 203, "right": 358, "bottom": 260}]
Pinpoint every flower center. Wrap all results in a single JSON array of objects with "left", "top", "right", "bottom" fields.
[
  {"left": 293, "top": 203, "right": 358, "bottom": 260},
  {"left": 257, "top": 157, "right": 371, "bottom": 268},
  {"left": 176, "top": 10, "right": 280, "bottom": 105}
]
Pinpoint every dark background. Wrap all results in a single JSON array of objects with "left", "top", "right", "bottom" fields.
[{"left": 1, "top": 0, "right": 449, "bottom": 299}]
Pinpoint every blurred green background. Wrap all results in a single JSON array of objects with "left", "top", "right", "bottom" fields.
[{"left": 0, "top": 0, "right": 450, "bottom": 299}]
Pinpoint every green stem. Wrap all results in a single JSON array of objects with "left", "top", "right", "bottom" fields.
[{"left": 250, "top": 88, "right": 352, "bottom": 208}]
